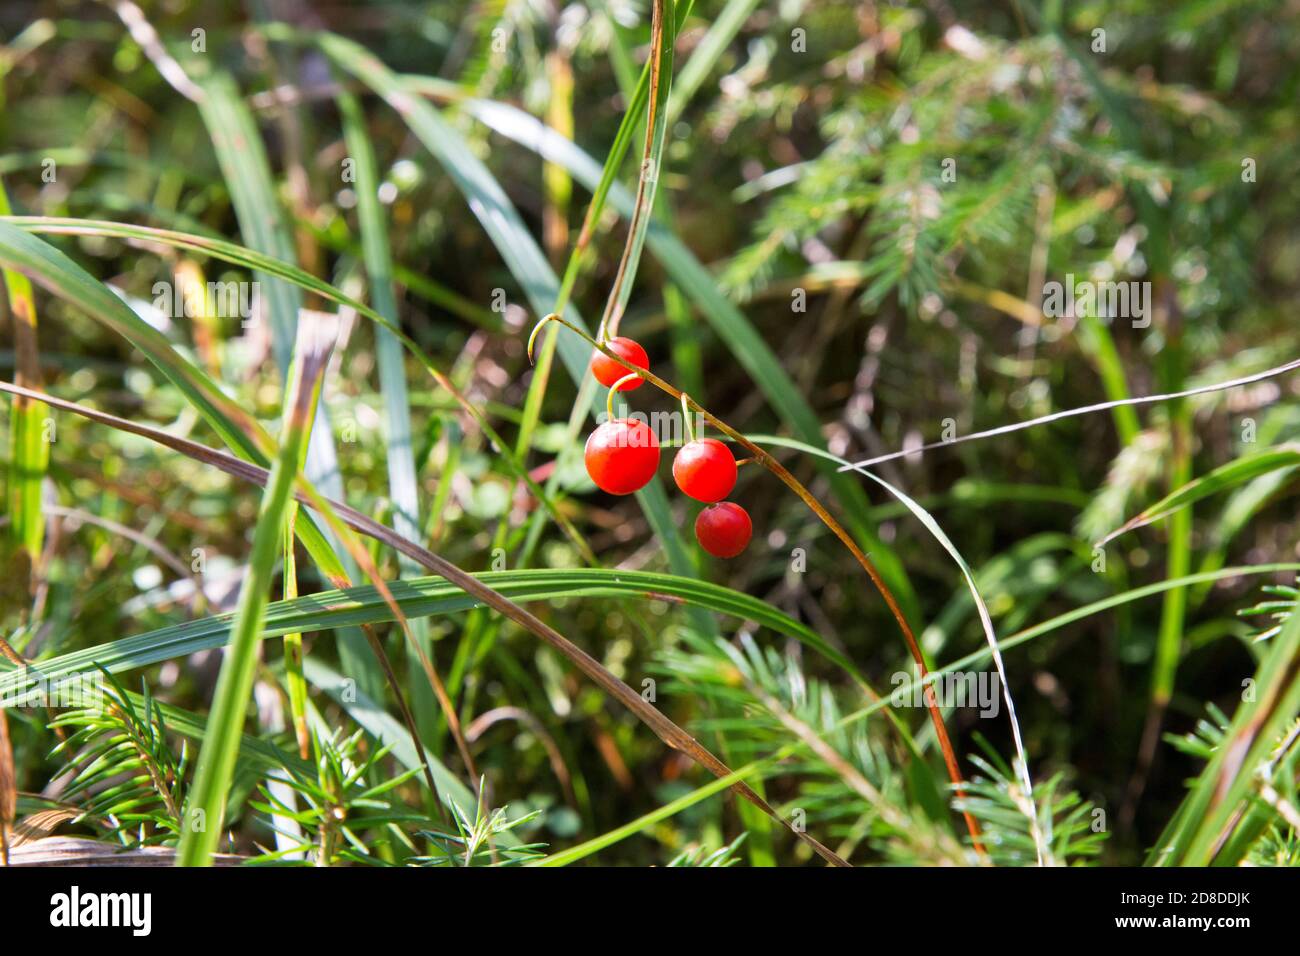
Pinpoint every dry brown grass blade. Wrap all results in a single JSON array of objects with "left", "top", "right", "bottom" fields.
[
  {"left": 290, "top": 477, "right": 481, "bottom": 789},
  {"left": 2, "top": 381, "right": 846, "bottom": 865},
  {"left": 0, "top": 708, "right": 14, "bottom": 865},
  {"left": 354, "top": 619, "right": 452, "bottom": 822},
  {"left": 11, "top": 807, "right": 79, "bottom": 846},
  {"left": 0, "top": 637, "right": 25, "bottom": 667},
  {"left": 5, "top": 836, "right": 243, "bottom": 867},
  {"left": 466, "top": 706, "right": 575, "bottom": 807}
]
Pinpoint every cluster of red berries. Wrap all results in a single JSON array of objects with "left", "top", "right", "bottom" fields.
[{"left": 584, "top": 336, "right": 752, "bottom": 558}]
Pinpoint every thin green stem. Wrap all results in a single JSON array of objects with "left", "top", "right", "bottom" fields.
[{"left": 177, "top": 340, "right": 326, "bottom": 866}]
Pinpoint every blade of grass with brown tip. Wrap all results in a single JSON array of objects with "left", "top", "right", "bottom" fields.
[
  {"left": 176, "top": 317, "right": 335, "bottom": 867},
  {"left": 555, "top": 0, "right": 695, "bottom": 316}
]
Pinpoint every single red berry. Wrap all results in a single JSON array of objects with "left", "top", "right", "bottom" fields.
[
  {"left": 672, "top": 438, "right": 737, "bottom": 503},
  {"left": 695, "top": 502, "right": 752, "bottom": 558},
  {"left": 584, "top": 419, "right": 660, "bottom": 495},
  {"left": 590, "top": 336, "right": 648, "bottom": 391}
]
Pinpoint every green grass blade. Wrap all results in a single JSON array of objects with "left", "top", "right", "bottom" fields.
[
  {"left": 0, "top": 568, "right": 859, "bottom": 700},
  {"left": 0, "top": 222, "right": 357, "bottom": 597},
  {"left": 1099, "top": 446, "right": 1300, "bottom": 546},
  {"left": 1152, "top": 605, "right": 1300, "bottom": 865},
  {"left": 336, "top": 88, "right": 420, "bottom": 552},
  {"left": 281, "top": 504, "right": 308, "bottom": 759},
  {"left": 0, "top": 221, "right": 261, "bottom": 460},
  {"left": 196, "top": 75, "right": 381, "bottom": 699},
  {"left": 1076, "top": 314, "right": 1141, "bottom": 446},
  {"left": 0, "top": 180, "right": 46, "bottom": 567},
  {"left": 336, "top": 86, "right": 436, "bottom": 733},
  {"left": 194, "top": 75, "right": 301, "bottom": 369},
  {"left": 534, "top": 764, "right": 759, "bottom": 867},
  {"left": 177, "top": 319, "right": 335, "bottom": 866}
]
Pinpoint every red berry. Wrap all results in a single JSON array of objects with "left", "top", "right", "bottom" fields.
[
  {"left": 584, "top": 419, "right": 660, "bottom": 495},
  {"left": 695, "top": 502, "right": 752, "bottom": 558},
  {"left": 590, "top": 337, "right": 648, "bottom": 391},
  {"left": 672, "top": 438, "right": 737, "bottom": 503}
]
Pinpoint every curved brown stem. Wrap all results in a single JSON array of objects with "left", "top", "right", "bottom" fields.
[{"left": 531, "top": 314, "right": 984, "bottom": 851}]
